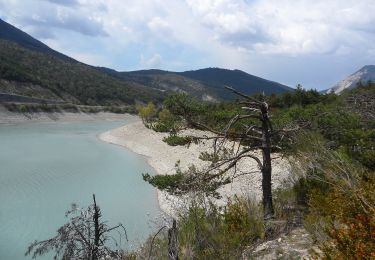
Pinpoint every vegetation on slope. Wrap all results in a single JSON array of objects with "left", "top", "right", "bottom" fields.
[
  {"left": 0, "top": 18, "right": 73, "bottom": 61},
  {"left": 138, "top": 84, "right": 375, "bottom": 258},
  {"left": 0, "top": 40, "right": 164, "bottom": 106},
  {"left": 120, "top": 70, "right": 220, "bottom": 101},
  {"left": 291, "top": 133, "right": 374, "bottom": 259},
  {"left": 27, "top": 84, "right": 374, "bottom": 259},
  {"left": 180, "top": 68, "right": 293, "bottom": 98},
  {"left": 122, "top": 68, "right": 294, "bottom": 101}
]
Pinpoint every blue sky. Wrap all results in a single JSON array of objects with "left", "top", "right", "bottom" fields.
[{"left": 1, "top": 0, "right": 374, "bottom": 90}]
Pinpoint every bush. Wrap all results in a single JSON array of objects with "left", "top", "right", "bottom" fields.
[
  {"left": 151, "top": 122, "right": 173, "bottom": 132},
  {"left": 137, "top": 102, "right": 156, "bottom": 125},
  {"left": 4, "top": 103, "right": 67, "bottom": 113},
  {"left": 151, "top": 108, "right": 182, "bottom": 133},
  {"left": 292, "top": 133, "right": 375, "bottom": 259},
  {"left": 178, "top": 197, "right": 264, "bottom": 259},
  {"left": 132, "top": 196, "right": 264, "bottom": 259},
  {"left": 162, "top": 134, "right": 193, "bottom": 146}
]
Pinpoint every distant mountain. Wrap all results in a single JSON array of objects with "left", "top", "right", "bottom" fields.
[
  {"left": 121, "top": 68, "right": 293, "bottom": 101},
  {"left": 0, "top": 18, "right": 292, "bottom": 105},
  {"left": 179, "top": 68, "right": 292, "bottom": 98},
  {"left": 0, "top": 40, "right": 164, "bottom": 105},
  {"left": 119, "top": 70, "right": 217, "bottom": 101},
  {"left": 0, "top": 18, "right": 165, "bottom": 105},
  {"left": 327, "top": 65, "right": 375, "bottom": 94},
  {"left": 0, "top": 19, "right": 74, "bottom": 62}
]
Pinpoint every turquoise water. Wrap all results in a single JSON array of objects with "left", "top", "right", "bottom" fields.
[{"left": 0, "top": 120, "right": 160, "bottom": 259}]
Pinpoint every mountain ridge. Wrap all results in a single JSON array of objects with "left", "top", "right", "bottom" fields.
[
  {"left": 0, "top": 19, "right": 75, "bottom": 62},
  {"left": 0, "top": 18, "right": 293, "bottom": 104},
  {"left": 118, "top": 68, "right": 293, "bottom": 100},
  {"left": 326, "top": 65, "right": 375, "bottom": 94}
]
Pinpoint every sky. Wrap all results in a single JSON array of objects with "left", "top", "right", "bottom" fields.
[{"left": 1, "top": 0, "right": 375, "bottom": 90}]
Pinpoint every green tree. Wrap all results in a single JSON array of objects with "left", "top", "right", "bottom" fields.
[
  {"left": 163, "top": 93, "right": 201, "bottom": 127},
  {"left": 137, "top": 102, "right": 156, "bottom": 125}
]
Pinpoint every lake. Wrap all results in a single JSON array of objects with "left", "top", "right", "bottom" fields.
[{"left": 0, "top": 119, "right": 160, "bottom": 259}]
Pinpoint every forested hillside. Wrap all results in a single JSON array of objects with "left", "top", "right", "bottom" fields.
[
  {"left": 0, "top": 18, "right": 293, "bottom": 106},
  {"left": 180, "top": 68, "right": 292, "bottom": 97},
  {"left": 0, "top": 18, "right": 73, "bottom": 62},
  {"left": 121, "top": 68, "right": 293, "bottom": 101},
  {"left": 0, "top": 40, "right": 164, "bottom": 105},
  {"left": 119, "top": 69, "right": 219, "bottom": 101}
]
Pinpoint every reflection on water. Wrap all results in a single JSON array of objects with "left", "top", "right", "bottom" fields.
[{"left": 0, "top": 120, "right": 160, "bottom": 259}]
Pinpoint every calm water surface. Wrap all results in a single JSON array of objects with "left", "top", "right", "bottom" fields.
[{"left": 0, "top": 119, "right": 160, "bottom": 259}]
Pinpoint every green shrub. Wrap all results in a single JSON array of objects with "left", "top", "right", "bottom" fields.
[
  {"left": 178, "top": 197, "right": 263, "bottom": 259},
  {"left": 136, "top": 196, "right": 264, "bottom": 259},
  {"left": 151, "top": 122, "right": 172, "bottom": 132},
  {"left": 142, "top": 172, "right": 184, "bottom": 195},
  {"left": 162, "top": 134, "right": 192, "bottom": 146},
  {"left": 137, "top": 102, "right": 156, "bottom": 124},
  {"left": 292, "top": 133, "right": 375, "bottom": 259}
]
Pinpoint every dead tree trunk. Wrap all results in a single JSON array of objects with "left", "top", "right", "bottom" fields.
[
  {"left": 92, "top": 194, "right": 100, "bottom": 260},
  {"left": 168, "top": 219, "right": 178, "bottom": 260},
  {"left": 260, "top": 104, "right": 274, "bottom": 220},
  {"left": 144, "top": 87, "right": 286, "bottom": 222}
]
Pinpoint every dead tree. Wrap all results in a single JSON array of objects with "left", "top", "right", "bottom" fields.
[
  {"left": 144, "top": 87, "right": 298, "bottom": 220},
  {"left": 168, "top": 219, "right": 178, "bottom": 260},
  {"left": 92, "top": 194, "right": 101, "bottom": 260},
  {"left": 147, "top": 219, "right": 178, "bottom": 260},
  {"left": 26, "top": 194, "right": 127, "bottom": 260},
  {"left": 193, "top": 87, "right": 278, "bottom": 219}
]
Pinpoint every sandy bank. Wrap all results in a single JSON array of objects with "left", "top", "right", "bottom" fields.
[
  {"left": 0, "top": 105, "right": 136, "bottom": 125},
  {"left": 99, "top": 120, "right": 291, "bottom": 216}
]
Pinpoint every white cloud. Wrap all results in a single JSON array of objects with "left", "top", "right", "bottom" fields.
[
  {"left": 41, "top": 0, "right": 79, "bottom": 6},
  {"left": 7, "top": 0, "right": 374, "bottom": 57},
  {"left": 186, "top": 0, "right": 375, "bottom": 56},
  {"left": 0, "top": 0, "right": 374, "bottom": 89},
  {"left": 1, "top": 0, "right": 108, "bottom": 36},
  {"left": 147, "top": 17, "right": 169, "bottom": 33},
  {"left": 140, "top": 53, "right": 162, "bottom": 68},
  {"left": 187, "top": 0, "right": 254, "bottom": 35}
]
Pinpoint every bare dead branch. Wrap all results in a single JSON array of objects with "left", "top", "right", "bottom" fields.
[
  {"left": 225, "top": 86, "right": 262, "bottom": 104},
  {"left": 148, "top": 226, "right": 167, "bottom": 260},
  {"left": 26, "top": 195, "right": 128, "bottom": 259}
]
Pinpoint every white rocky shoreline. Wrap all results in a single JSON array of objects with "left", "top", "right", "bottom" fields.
[
  {"left": 0, "top": 105, "right": 135, "bottom": 125},
  {"left": 99, "top": 118, "right": 292, "bottom": 216}
]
